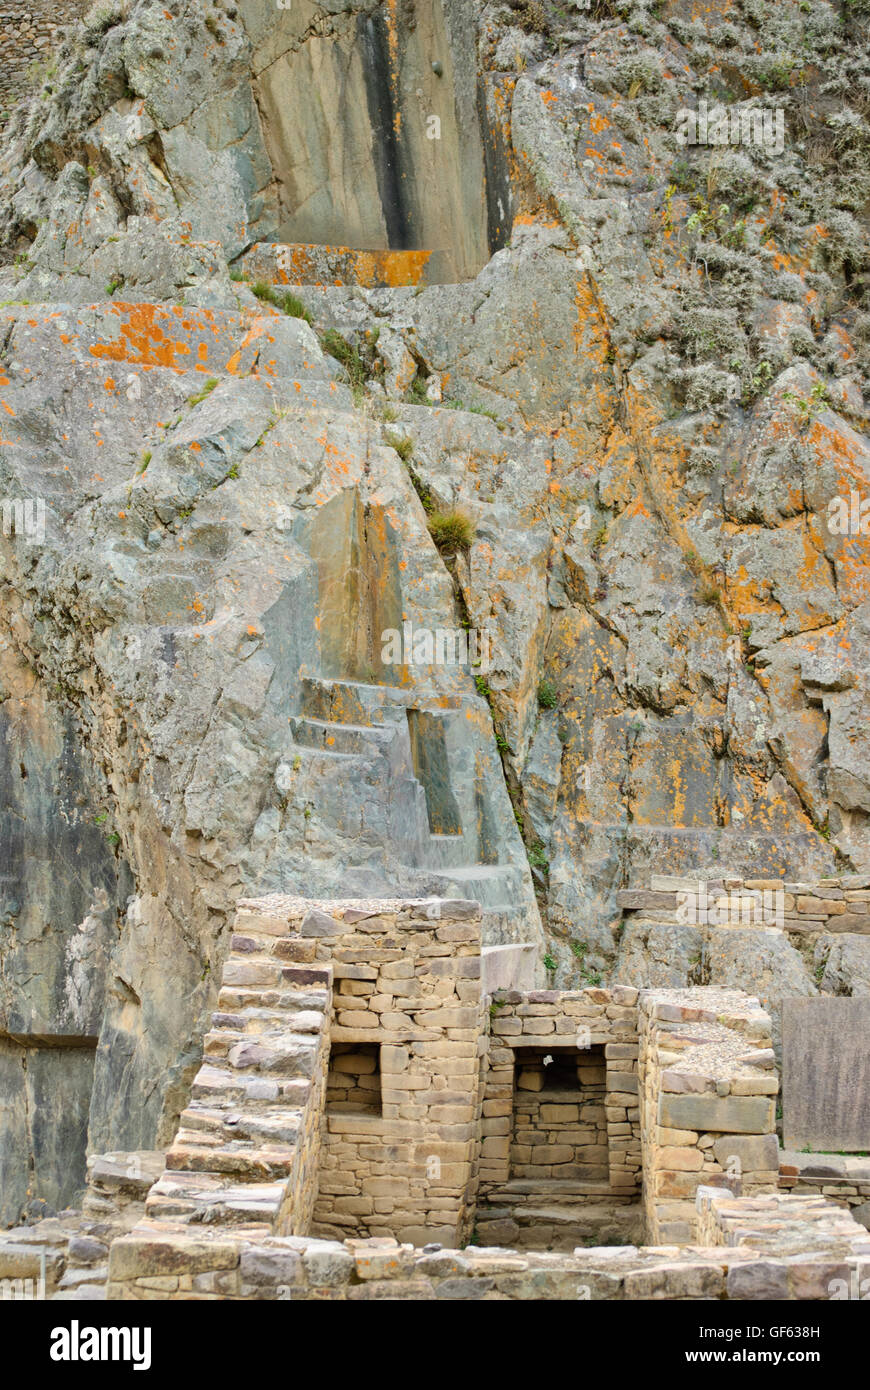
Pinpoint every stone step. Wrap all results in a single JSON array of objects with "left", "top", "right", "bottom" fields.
[
  {"left": 167, "top": 1134, "right": 300, "bottom": 1180},
  {"left": 407, "top": 862, "right": 525, "bottom": 910},
  {"left": 487, "top": 1179, "right": 617, "bottom": 1202},
  {"left": 202, "top": 1032, "right": 320, "bottom": 1078},
  {"left": 209, "top": 1004, "right": 327, "bottom": 1036},
  {"left": 190, "top": 1065, "right": 312, "bottom": 1109},
  {"left": 217, "top": 986, "right": 329, "bottom": 1013},
  {"left": 144, "top": 1171, "right": 286, "bottom": 1226},
  {"left": 300, "top": 675, "right": 463, "bottom": 725},
  {"left": 233, "top": 242, "right": 442, "bottom": 290},
  {"left": 177, "top": 1105, "right": 303, "bottom": 1147},
  {"left": 290, "top": 715, "right": 396, "bottom": 757}
]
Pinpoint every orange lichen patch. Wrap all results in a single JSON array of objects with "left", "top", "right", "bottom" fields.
[
  {"left": 104, "top": 378, "right": 116, "bottom": 392},
  {"left": 728, "top": 561, "right": 778, "bottom": 616},
  {"left": 623, "top": 494, "right": 651, "bottom": 521},
  {"left": 588, "top": 111, "right": 610, "bottom": 134},
  {"left": 511, "top": 214, "right": 560, "bottom": 230},
  {"left": 540, "top": 89, "right": 558, "bottom": 105},
  {"left": 239, "top": 243, "right": 432, "bottom": 289},
  {"left": 1, "top": 400, "right": 15, "bottom": 416},
  {"left": 86, "top": 303, "right": 229, "bottom": 370}
]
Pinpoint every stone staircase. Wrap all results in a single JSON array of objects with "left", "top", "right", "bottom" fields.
[
  {"left": 478, "top": 1178, "right": 643, "bottom": 1252},
  {"left": 145, "top": 915, "right": 332, "bottom": 1236},
  {"left": 272, "top": 674, "right": 539, "bottom": 944}
]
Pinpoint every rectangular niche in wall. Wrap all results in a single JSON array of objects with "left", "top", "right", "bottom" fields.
[
  {"left": 511, "top": 1046, "right": 609, "bottom": 1182},
  {"left": 326, "top": 1042, "right": 382, "bottom": 1116}
]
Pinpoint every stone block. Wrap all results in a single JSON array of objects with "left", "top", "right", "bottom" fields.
[
  {"left": 658, "top": 1093, "right": 775, "bottom": 1134},
  {"left": 782, "top": 997, "right": 870, "bottom": 1151}
]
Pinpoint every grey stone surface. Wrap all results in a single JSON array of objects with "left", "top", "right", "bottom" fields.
[{"left": 782, "top": 998, "right": 870, "bottom": 1152}]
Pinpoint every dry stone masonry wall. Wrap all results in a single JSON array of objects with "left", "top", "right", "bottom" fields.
[
  {"left": 0, "top": 0, "right": 87, "bottom": 120},
  {"left": 638, "top": 989, "right": 779, "bottom": 1245}
]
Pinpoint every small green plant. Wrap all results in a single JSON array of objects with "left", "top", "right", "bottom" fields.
[
  {"left": 379, "top": 403, "right": 399, "bottom": 423},
  {"left": 782, "top": 379, "right": 829, "bottom": 423},
  {"left": 488, "top": 990, "right": 508, "bottom": 1019},
  {"left": 528, "top": 842, "right": 549, "bottom": 871},
  {"left": 406, "top": 373, "right": 433, "bottom": 405},
  {"left": 474, "top": 674, "right": 492, "bottom": 699},
  {"left": 250, "top": 279, "right": 313, "bottom": 324},
  {"left": 320, "top": 328, "right": 368, "bottom": 398},
  {"left": 106, "top": 279, "right": 122, "bottom": 296},
  {"left": 744, "top": 359, "right": 774, "bottom": 404},
  {"left": 537, "top": 679, "right": 558, "bottom": 709},
  {"left": 384, "top": 430, "right": 414, "bottom": 462},
  {"left": 543, "top": 952, "right": 557, "bottom": 973},
  {"left": 188, "top": 377, "right": 219, "bottom": 406},
  {"left": 427, "top": 510, "right": 474, "bottom": 554},
  {"left": 697, "top": 579, "right": 722, "bottom": 607},
  {"left": 569, "top": 940, "right": 588, "bottom": 958},
  {"left": 136, "top": 450, "right": 151, "bottom": 474},
  {"left": 662, "top": 182, "right": 678, "bottom": 233}
]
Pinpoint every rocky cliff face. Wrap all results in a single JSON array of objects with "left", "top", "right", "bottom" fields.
[{"left": 0, "top": 0, "right": 868, "bottom": 1222}]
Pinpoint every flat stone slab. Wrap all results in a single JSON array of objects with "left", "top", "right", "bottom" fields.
[
  {"left": 235, "top": 243, "right": 443, "bottom": 289},
  {"left": 782, "top": 997, "right": 870, "bottom": 1152}
]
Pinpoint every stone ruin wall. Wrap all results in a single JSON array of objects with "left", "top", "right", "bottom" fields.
[
  {"left": 0, "top": 0, "right": 89, "bottom": 121},
  {"left": 2, "top": 891, "right": 870, "bottom": 1300}
]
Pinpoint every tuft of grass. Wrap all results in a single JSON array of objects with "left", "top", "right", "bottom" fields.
[
  {"left": 250, "top": 279, "right": 313, "bottom": 324},
  {"left": 537, "top": 679, "right": 558, "bottom": 709},
  {"left": 188, "top": 377, "right": 219, "bottom": 406},
  {"left": 320, "top": 328, "right": 367, "bottom": 397},
  {"left": 136, "top": 449, "right": 151, "bottom": 474},
  {"left": 427, "top": 509, "right": 474, "bottom": 555},
  {"left": 697, "top": 579, "right": 723, "bottom": 606},
  {"left": 383, "top": 430, "right": 414, "bottom": 462}
]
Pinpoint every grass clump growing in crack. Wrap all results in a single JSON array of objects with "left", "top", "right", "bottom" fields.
[
  {"left": 427, "top": 509, "right": 474, "bottom": 555},
  {"left": 320, "top": 328, "right": 368, "bottom": 400},
  {"left": 188, "top": 377, "right": 219, "bottom": 406},
  {"left": 383, "top": 429, "right": 414, "bottom": 463},
  {"left": 250, "top": 279, "right": 313, "bottom": 324}
]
